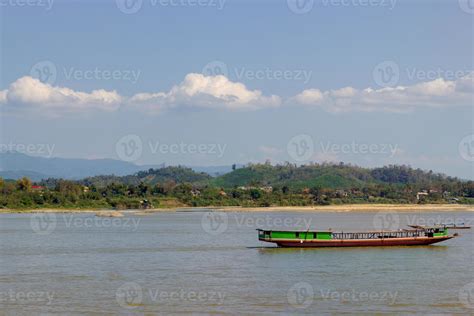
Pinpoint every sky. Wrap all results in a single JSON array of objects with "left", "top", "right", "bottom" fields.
[{"left": 0, "top": 0, "right": 473, "bottom": 179}]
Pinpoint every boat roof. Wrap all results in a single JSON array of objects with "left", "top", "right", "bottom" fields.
[
  {"left": 257, "top": 229, "right": 332, "bottom": 233},
  {"left": 256, "top": 228, "right": 426, "bottom": 234}
]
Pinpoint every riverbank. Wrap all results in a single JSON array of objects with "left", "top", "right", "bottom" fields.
[
  {"left": 0, "top": 207, "right": 182, "bottom": 214},
  {"left": 1, "top": 204, "right": 473, "bottom": 213},
  {"left": 212, "top": 204, "right": 474, "bottom": 212}
]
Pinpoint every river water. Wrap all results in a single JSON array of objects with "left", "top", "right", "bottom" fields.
[{"left": 0, "top": 210, "right": 473, "bottom": 314}]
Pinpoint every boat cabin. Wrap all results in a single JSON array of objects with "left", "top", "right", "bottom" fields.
[{"left": 258, "top": 229, "right": 332, "bottom": 241}]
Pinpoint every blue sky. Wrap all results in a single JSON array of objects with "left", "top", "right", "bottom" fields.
[{"left": 0, "top": 0, "right": 473, "bottom": 179}]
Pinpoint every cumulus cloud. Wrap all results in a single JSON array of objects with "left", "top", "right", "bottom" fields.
[
  {"left": 0, "top": 74, "right": 281, "bottom": 115},
  {"left": 0, "top": 76, "right": 121, "bottom": 113},
  {"left": 291, "top": 73, "right": 474, "bottom": 113},
  {"left": 1, "top": 72, "right": 472, "bottom": 115},
  {"left": 128, "top": 73, "right": 281, "bottom": 112}
]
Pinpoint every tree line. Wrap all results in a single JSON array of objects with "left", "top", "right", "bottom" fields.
[{"left": 1, "top": 163, "right": 473, "bottom": 209}]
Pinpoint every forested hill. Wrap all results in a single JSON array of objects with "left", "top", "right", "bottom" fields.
[
  {"left": 211, "top": 163, "right": 465, "bottom": 191},
  {"left": 74, "top": 166, "right": 212, "bottom": 188},
  {"left": 48, "top": 163, "right": 465, "bottom": 191}
]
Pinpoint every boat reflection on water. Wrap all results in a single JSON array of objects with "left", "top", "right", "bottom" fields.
[{"left": 255, "top": 245, "right": 450, "bottom": 256}]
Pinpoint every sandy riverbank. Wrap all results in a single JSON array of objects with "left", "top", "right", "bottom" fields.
[
  {"left": 0, "top": 208, "right": 182, "bottom": 214},
  {"left": 211, "top": 204, "right": 474, "bottom": 212},
  {"left": 1, "top": 204, "right": 473, "bottom": 214}
]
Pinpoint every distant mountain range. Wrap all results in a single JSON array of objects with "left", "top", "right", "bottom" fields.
[{"left": 0, "top": 152, "right": 235, "bottom": 181}]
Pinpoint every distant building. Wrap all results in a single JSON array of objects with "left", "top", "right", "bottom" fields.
[
  {"left": 260, "top": 186, "right": 273, "bottom": 193},
  {"left": 416, "top": 192, "right": 429, "bottom": 200},
  {"left": 448, "top": 197, "right": 460, "bottom": 203},
  {"left": 237, "top": 186, "right": 272, "bottom": 193},
  {"left": 335, "top": 190, "right": 348, "bottom": 197},
  {"left": 190, "top": 189, "right": 201, "bottom": 197},
  {"left": 140, "top": 199, "right": 153, "bottom": 209}
]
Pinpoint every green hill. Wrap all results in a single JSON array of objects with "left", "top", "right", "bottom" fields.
[
  {"left": 75, "top": 163, "right": 463, "bottom": 191},
  {"left": 211, "top": 163, "right": 459, "bottom": 190},
  {"left": 78, "top": 166, "right": 211, "bottom": 188}
]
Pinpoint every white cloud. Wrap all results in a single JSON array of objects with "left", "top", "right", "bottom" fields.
[
  {"left": 291, "top": 73, "right": 474, "bottom": 113},
  {"left": 0, "top": 76, "right": 121, "bottom": 113},
  {"left": 1, "top": 73, "right": 472, "bottom": 115},
  {"left": 128, "top": 73, "right": 281, "bottom": 112},
  {"left": 293, "top": 89, "right": 324, "bottom": 105},
  {"left": 0, "top": 74, "right": 281, "bottom": 115}
]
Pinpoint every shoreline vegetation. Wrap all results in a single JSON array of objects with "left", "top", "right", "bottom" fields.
[
  {"left": 1, "top": 164, "right": 473, "bottom": 212},
  {"left": 1, "top": 204, "right": 473, "bottom": 214}
]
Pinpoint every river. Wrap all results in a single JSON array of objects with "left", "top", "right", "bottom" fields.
[{"left": 0, "top": 210, "right": 473, "bottom": 314}]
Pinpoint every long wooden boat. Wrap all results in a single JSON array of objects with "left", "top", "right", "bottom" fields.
[{"left": 257, "top": 227, "right": 456, "bottom": 247}]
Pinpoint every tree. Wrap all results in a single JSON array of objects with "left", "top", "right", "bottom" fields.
[
  {"left": 16, "top": 177, "right": 32, "bottom": 191},
  {"left": 56, "top": 180, "right": 82, "bottom": 195},
  {"left": 250, "top": 189, "right": 261, "bottom": 200},
  {"left": 138, "top": 182, "right": 150, "bottom": 197},
  {"left": 232, "top": 164, "right": 236, "bottom": 171}
]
